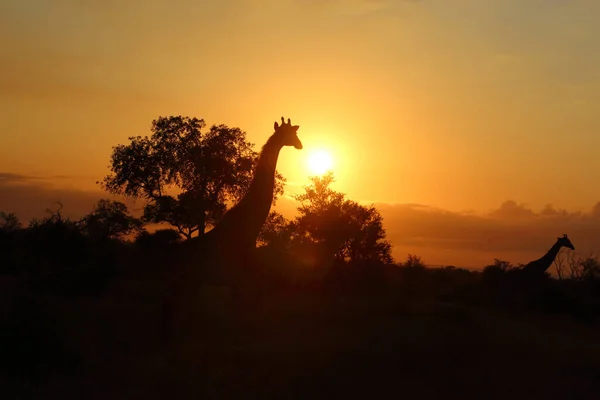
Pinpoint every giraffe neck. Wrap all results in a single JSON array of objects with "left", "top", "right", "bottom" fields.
[
  {"left": 210, "top": 134, "right": 283, "bottom": 248},
  {"left": 245, "top": 135, "right": 282, "bottom": 213},
  {"left": 528, "top": 241, "right": 563, "bottom": 274}
]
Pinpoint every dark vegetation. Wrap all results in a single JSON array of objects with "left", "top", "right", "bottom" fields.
[{"left": 2, "top": 116, "right": 600, "bottom": 399}]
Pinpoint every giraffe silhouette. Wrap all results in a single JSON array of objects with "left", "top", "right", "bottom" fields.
[
  {"left": 504, "top": 234, "right": 575, "bottom": 307},
  {"left": 521, "top": 234, "right": 575, "bottom": 277},
  {"left": 205, "top": 116, "right": 302, "bottom": 252},
  {"left": 161, "top": 116, "right": 302, "bottom": 342},
  {"left": 494, "top": 235, "right": 576, "bottom": 310}
]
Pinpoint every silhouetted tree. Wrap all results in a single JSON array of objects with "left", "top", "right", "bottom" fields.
[
  {"left": 0, "top": 211, "right": 22, "bottom": 232},
  {"left": 396, "top": 254, "right": 429, "bottom": 288},
  {"left": 402, "top": 254, "right": 426, "bottom": 269},
  {"left": 22, "top": 203, "right": 87, "bottom": 278},
  {"left": 482, "top": 259, "right": 515, "bottom": 276},
  {"left": 132, "top": 229, "right": 182, "bottom": 270},
  {"left": 78, "top": 199, "right": 142, "bottom": 241},
  {"left": 28, "top": 202, "right": 72, "bottom": 230},
  {"left": 101, "top": 116, "right": 285, "bottom": 239},
  {"left": 432, "top": 265, "right": 476, "bottom": 285},
  {"left": 293, "top": 173, "right": 393, "bottom": 264},
  {"left": 134, "top": 228, "right": 182, "bottom": 251},
  {"left": 554, "top": 251, "right": 600, "bottom": 281},
  {"left": 257, "top": 211, "right": 295, "bottom": 248},
  {"left": 0, "top": 211, "right": 23, "bottom": 274}
]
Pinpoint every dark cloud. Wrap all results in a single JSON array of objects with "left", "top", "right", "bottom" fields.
[
  {"left": 488, "top": 200, "right": 536, "bottom": 220},
  {"left": 375, "top": 201, "right": 600, "bottom": 268},
  {"left": 0, "top": 172, "right": 74, "bottom": 185},
  {"left": 0, "top": 173, "right": 140, "bottom": 223}
]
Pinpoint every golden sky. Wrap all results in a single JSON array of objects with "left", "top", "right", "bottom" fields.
[{"left": 2, "top": 0, "right": 600, "bottom": 267}]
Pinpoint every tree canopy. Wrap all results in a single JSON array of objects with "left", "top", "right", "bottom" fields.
[
  {"left": 78, "top": 199, "right": 142, "bottom": 240},
  {"left": 101, "top": 116, "right": 285, "bottom": 239},
  {"left": 259, "top": 173, "right": 394, "bottom": 265},
  {"left": 0, "top": 212, "right": 21, "bottom": 233}
]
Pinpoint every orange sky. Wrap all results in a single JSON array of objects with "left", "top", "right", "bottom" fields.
[{"left": 2, "top": 0, "right": 600, "bottom": 268}]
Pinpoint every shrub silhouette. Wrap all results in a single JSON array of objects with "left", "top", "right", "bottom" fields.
[
  {"left": 0, "top": 212, "right": 23, "bottom": 274},
  {"left": 78, "top": 199, "right": 142, "bottom": 241}
]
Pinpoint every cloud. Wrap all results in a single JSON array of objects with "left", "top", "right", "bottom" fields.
[
  {"left": 0, "top": 172, "right": 73, "bottom": 185},
  {"left": 488, "top": 200, "right": 536, "bottom": 220},
  {"left": 0, "top": 172, "right": 140, "bottom": 223},
  {"left": 274, "top": 193, "right": 600, "bottom": 268},
  {"left": 375, "top": 200, "right": 600, "bottom": 268}
]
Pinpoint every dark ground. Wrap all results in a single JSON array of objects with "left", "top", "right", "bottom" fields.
[{"left": 2, "top": 278, "right": 600, "bottom": 400}]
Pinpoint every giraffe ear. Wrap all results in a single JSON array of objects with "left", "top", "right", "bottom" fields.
[
  {"left": 274, "top": 121, "right": 279, "bottom": 130},
  {"left": 293, "top": 125, "right": 299, "bottom": 132}
]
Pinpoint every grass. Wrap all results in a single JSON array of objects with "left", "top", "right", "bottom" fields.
[{"left": 4, "top": 280, "right": 600, "bottom": 400}]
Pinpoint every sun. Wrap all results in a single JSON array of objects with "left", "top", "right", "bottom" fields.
[{"left": 307, "top": 149, "right": 334, "bottom": 175}]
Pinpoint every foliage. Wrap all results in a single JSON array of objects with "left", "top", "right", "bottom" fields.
[
  {"left": 101, "top": 116, "right": 285, "bottom": 239},
  {"left": 482, "top": 258, "right": 516, "bottom": 277},
  {"left": 554, "top": 251, "right": 600, "bottom": 281},
  {"left": 292, "top": 172, "right": 393, "bottom": 264},
  {"left": 0, "top": 211, "right": 22, "bottom": 232},
  {"left": 78, "top": 199, "right": 142, "bottom": 240},
  {"left": 0, "top": 203, "right": 131, "bottom": 292},
  {"left": 257, "top": 211, "right": 296, "bottom": 249},
  {"left": 7, "top": 197, "right": 600, "bottom": 398},
  {"left": 402, "top": 254, "right": 426, "bottom": 269},
  {"left": 134, "top": 228, "right": 182, "bottom": 250},
  {"left": 0, "top": 212, "right": 22, "bottom": 274},
  {"left": 27, "top": 202, "right": 77, "bottom": 231},
  {"left": 21, "top": 204, "right": 87, "bottom": 276}
]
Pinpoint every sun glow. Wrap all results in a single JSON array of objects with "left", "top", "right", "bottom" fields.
[{"left": 307, "top": 149, "right": 334, "bottom": 175}]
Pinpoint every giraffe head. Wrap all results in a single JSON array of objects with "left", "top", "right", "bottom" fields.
[
  {"left": 558, "top": 234, "right": 575, "bottom": 250},
  {"left": 274, "top": 117, "right": 303, "bottom": 149}
]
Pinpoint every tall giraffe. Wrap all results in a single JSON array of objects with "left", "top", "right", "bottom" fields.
[
  {"left": 207, "top": 116, "right": 302, "bottom": 252},
  {"left": 162, "top": 117, "right": 302, "bottom": 341},
  {"left": 521, "top": 234, "right": 575, "bottom": 277}
]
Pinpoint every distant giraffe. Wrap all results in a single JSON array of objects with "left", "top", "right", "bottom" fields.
[
  {"left": 162, "top": 117, "right": 303, "bottom": 341},
  {"left": 520, "top": 234, "right": 575, "bottom": 278},
  {"left": 489, "top": 235, "right": 576, "bottom": 310},
  {"left": 513, "top": 235, "right": 575, "bottom": 306}
]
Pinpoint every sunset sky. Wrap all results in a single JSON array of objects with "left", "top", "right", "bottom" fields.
[{"left": 2, "top": 0, "right": 600, "bottom": 268}]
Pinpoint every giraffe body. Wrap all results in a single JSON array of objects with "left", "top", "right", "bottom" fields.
[
  {"left": 489, "top": 235, "right": 576, "bottom": 310},
  {"left": 521, "top": 234, "right": 575, "bottom": 277},
  {"left": 162, "top": 117, "right": 302, "bottom": 342}
]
